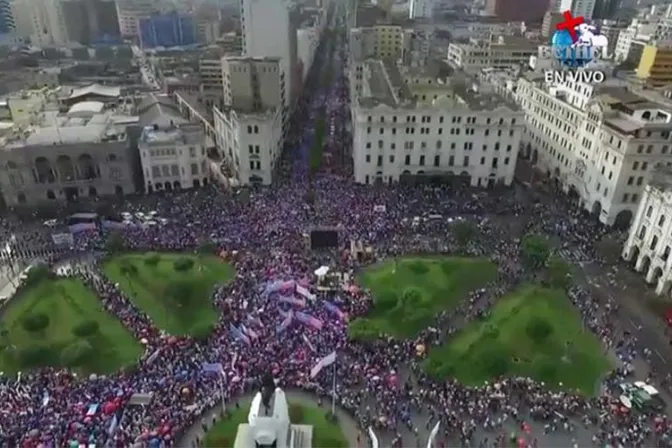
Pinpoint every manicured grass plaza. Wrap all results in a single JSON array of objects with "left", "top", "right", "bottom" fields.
[
  {"left": 103, "top": 253, "right": 234, "bottom": 336},
  {"left": 0, "top": 277, "right": 142, "bottom": 374},
  {"left": 204, "top": 402, "right": 348, "bottom": 448},
  {"left": 424, "top": 286, "right": 612, "bottom": 395},
  {"left": 352, "top": 257, "right": 497, "bottom": 339}
]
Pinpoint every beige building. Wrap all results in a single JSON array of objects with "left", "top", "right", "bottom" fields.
[
  {"left": 447, "top": 36, "right": 538, "bottom": 73},
  {"left": 213, "top": 57, "right": 285, "bottom": 186}
]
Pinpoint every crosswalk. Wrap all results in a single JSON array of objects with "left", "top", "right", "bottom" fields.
[{"left": 557, "top": 247, "right": 592, "bottom": 263}]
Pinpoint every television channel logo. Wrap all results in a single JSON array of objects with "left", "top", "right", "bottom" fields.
[{"left": 549, "top": 11, "right": 609, "bottom": 67}]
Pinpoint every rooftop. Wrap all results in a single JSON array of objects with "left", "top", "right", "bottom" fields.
[
  {"left": 68, "top": 84, "right": 121, "bottom": 100},
  {"left": 138, "top": 93, "right": 199, "bottom": 145}
]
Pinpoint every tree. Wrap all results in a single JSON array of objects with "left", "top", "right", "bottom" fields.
[
  {"left": 401, "top": 287, "right": 425, "bottom": 308},
  {"left": 525, "top": 317, "right": 553, "bottom": 343},
  {"left": 347, "top": 318, "right": 380, "bottom": 341},
  {"left": 60, "top": 340, "right": 94, "bottom": 367},
  {"left": 72, "top": 320, "right": 100, "bottom": 338},
  {"left": 106, "top": 232, "right": 124, "bottom": 253},
  {"left": 173, "top": 257, "right": 195, "bottom": 272},
  {"left": 547, "top": 257, "right": 572, "bottom": 290},
  {"left": 452, "top": 221, "right": 477, "bottom": 249},
  {"left": 520, "top": 234, "right": 550, "bottom": 269},
  {"left": 374, "top": 290, "right": 398, "bottom": 312},
  {"left": 22, "top": 313, "right": 50, "bottom": 334}
]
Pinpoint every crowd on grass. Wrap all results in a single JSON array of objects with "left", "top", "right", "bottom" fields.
[{"left": 0, "top": 29, "right": 671, "bottom": 448}]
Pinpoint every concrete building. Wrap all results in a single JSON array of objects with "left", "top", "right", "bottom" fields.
[
  {"left": 622, "top": 167, "right": 672, "bottom": 295},
  {"left": 12, "top": 0, "right": 68, "bottom": 45},
  {"left": 137, "top": 94, "right": 210, "bottom": 192},
  {"left": 194, "top": 4, "right": 221, "bottom": 44},
  {"left": 351, "top": 61, "right": 523, "bottom": 186},
  {"left": 115, "top": 0, "right": 157, "bottom": 39},
  {"left": 0, "top": 90, "right": 138, "bottom": 206},
  {"left": 485, "top": 0, "right": 549, "bottom": 22},
  {"left": 447, "top": 36, "right": 538, "bottom": 74},
  {"left": 549, "top": 0, "right": 572, "bottom": 12},
  {"left": 542, "top": 12, "right": 565, "bottom": 38},
  {"left": 139, "top": 11, "right": 196, "bottom": 49},
  {"left": 408, "top": 0, "right": 434, "bottom": 19},
  {"left": 517, "top": 73, "right": 672, "bottom": 227},
  {"left": 614, "top": 19, "right": 656, "bottom": 62},
  {"left": 572, "top": 0, "right": 597, "bottom": 20},
  {"left": 402, "top": 28, "right": 432, "bottom": 67},
  {"left": 349, "top": 25, "right": 404, "bottom": 62},
  {"left": 213, "top": 56, "right": 284, "bottom": 185},
  {"left": 435, "top": 19, "right": 521, "bottom": 41},
  {"left": 636, "top": 44, "right": 672, "bottom": 87},
  {"left": 240, "top": 0, "right": 297, "bottom": 112}
]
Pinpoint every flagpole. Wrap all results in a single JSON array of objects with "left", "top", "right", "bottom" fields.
[
  {"left": 331, "top": 361, "right": 336, "bottom": 416},
  {"left": 220, "top": 371, "right": 226, "bottom": 414}
]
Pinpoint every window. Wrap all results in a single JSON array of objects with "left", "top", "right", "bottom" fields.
[
  {"left": 448, "top": 156, "right": 454, "bottom": 166},
  {"left": 463, "top": 156, "right": 469, "bottom": 166},
  {"left": 480, "top": 157, "right": 485, "bottom": 165},
  {"left": 659, "top": 215, "right": 666, "bottom": 227},
  {"left": 636, "top": 176, "right": 643, "bottom": 186},
  {"left": 638, "top": 225, "right": 646, "bottom": 239},
  {"left": 365, "top": 155, "right": 371, "bottom": 163},
  {"left": 404, "top": 155, "right": 410, "bottom": 165},
  {"left": 191, "top": 163, "right": 198, "bottom": 175},
  {"left": 622, "top": 193, "right": 629, "bottom": 203},
  {"left": 664, "top": 246, "right": 671, "bottom": 261},
  {"left": 434, "top": 155, "right": 440, "bottom": 167},
  {"left": 419, "top": 155, "right": 425, "bottom": 166},
  {"left": 389, "top": 155, "right": 395, "bottom": 163},
  {"left": 647, "top": 206, "right": 653, "bottom": 218}
]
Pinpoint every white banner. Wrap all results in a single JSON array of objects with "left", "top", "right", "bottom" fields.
[
  {"left": 51, "top": 233, "right": 73, "bottom": 246},
  {"left": 368, "top": 427, "right": 379, "bottom": 448},
  {"left": 309, "top": 351, "right": 336, "bottom": 379}
]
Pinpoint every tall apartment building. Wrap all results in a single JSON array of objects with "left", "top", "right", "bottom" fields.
[
  {"left": 517, "top": 73, "right": 672, "bottom": 227},
  {"left": 351, "top": 60, "right": 523, "bottom": 186},
  {"left": 60, "top": 0, "right": 119, "bottom": 44},
  {"left": 636, "top": 44, "right": 672, "bottom": 87},
  {"left": 213, "top": 56, "right": 284, "bottom": 185},
  {"left": 12, "top": 0, "right": 68, "bottom": 45},
  {"left": 549, "top": 0, "right": 572, "bottom": 12},
  {"left": 139, "top": 11, "right": 196, "bottom": 48},
  {"left": 240, "top": 0, "right": 296, "bottom": 114},
  {"left": 0, "top": 0, "right": 15, "bottom": 35},
  {"left": 485, "top": 0, "right": 549, "bottom": 22},
  {"left": 572, "top": 0, "right": 597, "bottom": 19},
  {"left": 409, "top": 0, "right": 434, "bottom": 19}
]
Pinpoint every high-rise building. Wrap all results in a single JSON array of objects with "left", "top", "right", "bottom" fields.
[
  {"left": 138, "top": 11, "right": 196, "bottom": 48},
  {"left": 485, "top": 0, "right": 549, "bottom": 22},
  {"left": 115, "top": 0, "right": 157, "bottom": 39},
  {"left": 240, "top": 0, "right": 296, "bottom": 113},
  {"left": 409, "top": 0, "right": 434, "bottom": 19},
  {"left": 0, "top": 0, "right": 15, "bottom": 35},
  {"left": 12, "top": 0, "right": 68, "bottom": 45},
  {"left": 636, "top": 44, "right": 672, "bottom": 87},
  {"left": 592, "top": 0, "right": 621, "bottom": 19},
  {"left": 571, "top": 0, "right": 597, "bottom": 20},
  {"left": 549, "top": 0, "right": 572, "bottom": 12}
]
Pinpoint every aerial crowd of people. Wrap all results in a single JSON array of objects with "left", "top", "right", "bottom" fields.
[{"left": 0, "top": 20, "right": 671, "bottom": 448}]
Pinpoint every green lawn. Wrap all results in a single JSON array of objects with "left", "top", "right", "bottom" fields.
[
  {"left": 424, "top": 286, "right": 612, "bottom": 395},
  {"left": 204, "top": 402, "right": 348, "bottom": 448},
  {"left": 103, "top": 253, "right": 234, "bottom": 336},
  {"left": 0, "top": 278, "right": 142, "bottom": 374},
  {"left": 352, "top": 257, "right": 497, "bottom": 339}
]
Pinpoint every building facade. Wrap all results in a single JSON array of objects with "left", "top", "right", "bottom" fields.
[
  {"left": 0, "top": 105, "right": 137, "bottom": 206},
  {"left": 636, "top": 44, "right": 672, "bottom": 87},
  {"left": 137, "top": 94, "right": 209, "bottom": 192},
  {"left": 447, "top": 36, "right": 538, "bottom": 74},
  {"left": 485, "top": 0, "right": 549, "bottom": 22},
  {"left": 0, "top": 0, "right": 15, "bottom": 35},
  {"left": 139, "top": 11, "right": 196, "bottom": 48},
  {"left": 115, "top": 0, "right": 157, "bottom": 39},
  {"left": 60, "top": 0, "right": 119, "bottom": 44},
  {"left": 517, "top": 74, "right": 672, "bottom": 227},
  {"left": 622, "top": 169, "right": 672, "bottom": 296},
  {"left": 12, "top": 0, "right": 68, "bottom": 45},
  {"left": 351, "top": 60, "right": 523, "bottom": 186},
  {"left": 408, "top": 0, "right": 434, "bottom": 19}
]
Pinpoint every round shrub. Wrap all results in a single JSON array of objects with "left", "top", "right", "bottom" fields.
[
  {"left": 18, "top": 345, "right": 51, "bottom": 367},
  {"left": 21, "top": 313, "right": 50, "bottom": 333},
  {"left": 525, "top": 317, "right": 553, "bottom": 343},
  {"left": 60, "top": 340, "right": 94, "bottom": 367},
  {"left": 72, "top": 320, "right": 100, "bottom": 338},
  {"left": 401, "top": 287, "right": 424, "bottom": 308},
  {"left": 173, "top": 257, "right": 195, "bottom": 272},
  {"left": 144, "top": 253, "right": 161, "bottom": 266},
  {"left": 288, "top": 404, "right": 305, "bottom": 423}
]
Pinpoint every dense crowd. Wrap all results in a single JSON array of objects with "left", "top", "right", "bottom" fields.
[{"left": 0, "top": 25, "right": 670, "bottom": 448}]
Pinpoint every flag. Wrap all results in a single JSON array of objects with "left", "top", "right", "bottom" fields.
[
  {"left": 296, "top": 284, "right": 316, "bottom": 302},
  {"left": 201, "top": 362, "right": 224, "bottom": 375},
  {"left": 229, "top": 324, "right": 251, "bottom": 345},
  {"left": 295, "top": 312, "right": 324, "bottom": 330},
  {"left": 279, "top": 295, "right": 306, "bottom": 307},
  {"left": 241, "top": 324, "right": 258, "bottom": 340},
  {"left": 310, "top": 351, "right": 337, "bottom": 379},
  {"left": 302, "top": 333, "right": 317, "bottom": 353},
  {"left": 246, "top": 315, "right": 263, "bottom": 328},
  {"left": 276, "top": 311, "right": 293, "bottom": 335},
  {"left": 323, "top": 302, "right": 347, "bottom": 321}
]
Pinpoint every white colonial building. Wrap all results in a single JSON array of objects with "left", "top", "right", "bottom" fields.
[
  {"left": 351, "top": 60, "right": 524, "bottom": 186},
  {"left": 137, "top": 94, "right": 210, "bottom": 192},
  {"left": 517, "top": 73, "right": 672, "bottom": 227},
  {"left": 622, "top": 167, "right": 672, "bottom": 296}
]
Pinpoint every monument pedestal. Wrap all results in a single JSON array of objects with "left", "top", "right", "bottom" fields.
[{"left": 233, "top": 423, "right": 313, "bottom": 448}]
